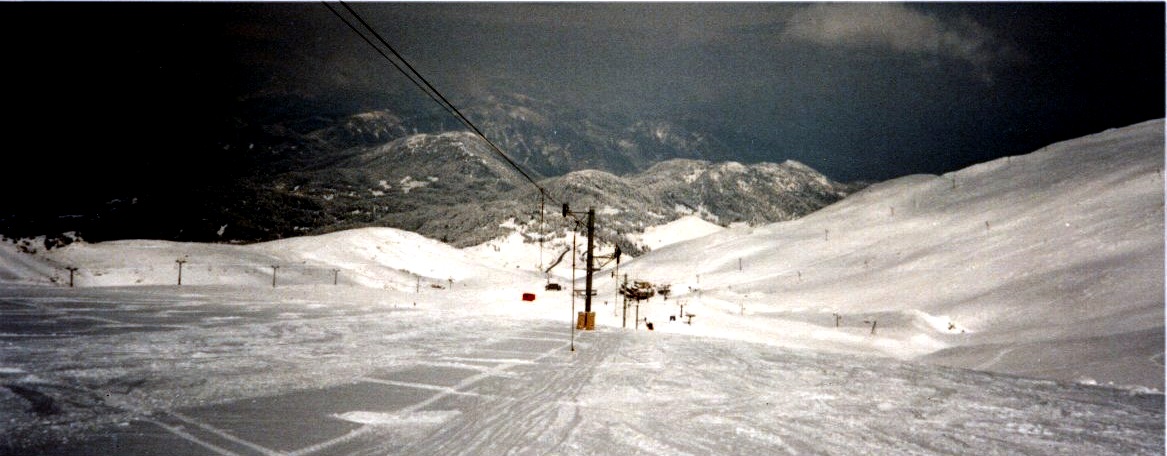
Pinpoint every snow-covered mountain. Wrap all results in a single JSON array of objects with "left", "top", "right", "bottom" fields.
[
  {"left": 260, "top": 136, "right": 856, "bottom": 253},
  {"left": 0, "top": 92, "right": 857, "bottom": 248},
  {"left": 460, "top": 92, "right": 737, "bottom": 176}
]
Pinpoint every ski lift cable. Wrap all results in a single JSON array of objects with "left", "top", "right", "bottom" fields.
[
  {"left": 325, "top": 1, "right": 622, "bottom": 253},
  {"left": 327, "top": 2, "right": 596, "bottom": 235},
  {"left": 332, "top": 1, "right": 547, "bottom": 197},
  {"left": 321, "top": 2, "right": 448, "bottom": 115}
]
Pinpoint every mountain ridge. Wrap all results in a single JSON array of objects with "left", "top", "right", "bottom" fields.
[{"left": 0, "top": 92, "right": 861, "bottom": 249}]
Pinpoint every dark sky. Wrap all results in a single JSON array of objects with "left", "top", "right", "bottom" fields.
[{"left": 5, "top": 2, "right": 1164, "bottom": 190}]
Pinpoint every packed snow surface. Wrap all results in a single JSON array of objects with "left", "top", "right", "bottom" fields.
[{"left": 0, "top": 120, "right": 1163, "bottom": 454}]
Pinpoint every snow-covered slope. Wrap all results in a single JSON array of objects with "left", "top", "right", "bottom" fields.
[
  {"left": 612, "top": 119, "right": 1165, "bottom": 389},
  {"left": 0, "top": 121, "right": 1163, "bottom": 454},
  {"left": 633, "top": 215, "right": 725, "bottom": 251},
  {"left": 0, "top": 227, "right": 534, "bottom": 292},
  {"left": 0, "top": 120, "right": 1161, "bottom": 392}
]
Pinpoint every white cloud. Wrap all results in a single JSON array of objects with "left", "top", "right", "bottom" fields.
[{"left": 783, "top": 4, "right": 1018, "bottom": 78}]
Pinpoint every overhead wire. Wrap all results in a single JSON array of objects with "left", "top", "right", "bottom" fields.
[
  {"left": 322, "top": 0, "right": 621, "bottom": 255},
  {"left": 320, "top": 2, "right": 448, "bottom": 117},
  {"left": 333, "top": 0, "right": 548, "bottom": 198}
]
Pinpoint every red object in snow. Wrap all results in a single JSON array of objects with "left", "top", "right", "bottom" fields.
[{"left": 522, "top": 293, "right": 536, "bottom": 301}]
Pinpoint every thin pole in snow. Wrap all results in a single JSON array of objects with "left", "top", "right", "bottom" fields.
[
  {"left": 635, "top": 300, "right": 640, "bottom": 330},
  {"left": 175, "top": 259, "right": 186, "bottom": 286},
  {"left": 66, "top": 266, "right": 78, "bottom": 288},
  {"left": 271, "top": 265, "right": 279, "bottom": 288}
]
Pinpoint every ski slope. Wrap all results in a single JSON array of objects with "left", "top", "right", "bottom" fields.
[
  {"left": 0, "top": 119, "right": 1162, "bottom": 454},
  {"left": 612, "top": 118, "right": 1165, "bottom": 390}
]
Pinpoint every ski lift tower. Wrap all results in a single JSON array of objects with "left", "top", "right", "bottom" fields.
[{"left": 564, "top": 204, "right": 597, "bottom": 330}]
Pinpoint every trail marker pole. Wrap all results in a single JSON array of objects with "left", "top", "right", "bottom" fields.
[
  {"left": 175, "top": 259, "right": 186, "bottom": 286},
  {"left": 635, "top": 300, "right": 640, "bottom": 330},
  {"left": 66, "top": 266, "right": 78, "bottom": 288},
  {"left": 271, "top": 265, "right": 279, "bottom": 288}
]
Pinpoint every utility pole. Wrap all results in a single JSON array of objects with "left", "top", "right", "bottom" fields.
[
  {"left": 563, "top": 203, "right": 598, "bottom": 331},
  {"left": 584, "top": 207, "right": 595, "bottom": 314},
  {"left": 612, "top": 245, "right": 621, "bottom": 317},
  {"left": 622, "top": 274, "right": 629, "bottom": 328},
  {"left": 571, "top": 227, "right": 577, "bottom": 348},
  {"left": 538, "top": 192, "right": 545, "bottom": 272}
]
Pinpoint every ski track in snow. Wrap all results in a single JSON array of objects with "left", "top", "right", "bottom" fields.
[{"left": 0, "top": 287, "right": 1160, "bottom": 455}]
